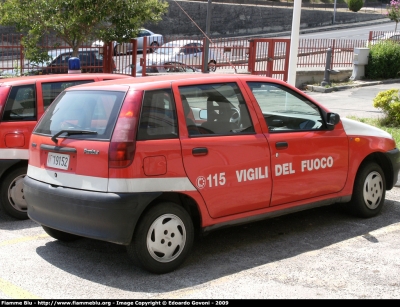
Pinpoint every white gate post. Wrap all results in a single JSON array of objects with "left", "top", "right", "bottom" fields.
[{"left": 287, "top": 0, "right": 302, "bottom": 86}]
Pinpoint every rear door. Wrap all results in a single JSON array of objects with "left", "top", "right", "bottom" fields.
[{"left": 175, "top": 78, "right": 272, "bottom": 219}]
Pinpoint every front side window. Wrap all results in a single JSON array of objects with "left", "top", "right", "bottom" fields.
[
  {"left": 178, "top": 82, "right": 254, "bottom": 136},
  {"left": 2, "top": 84, "right": 36, "bottom": 121},
  {"left": 137, "top": 89, "right": 177, "bottom": 140},
  {"left": 247, "top": 82, "right": 324, "bottom": 132}
]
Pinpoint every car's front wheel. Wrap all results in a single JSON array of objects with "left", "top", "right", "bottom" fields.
[
  {"left": 349, "top": 162, "right": 386, "bottom": 218},
  {"left": 127, "top": 202, "right": 194, "bottom": 274}
]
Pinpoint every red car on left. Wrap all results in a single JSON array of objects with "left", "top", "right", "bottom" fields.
[{"left": 0, "top": 73, "right": 131, "bottom": 219}]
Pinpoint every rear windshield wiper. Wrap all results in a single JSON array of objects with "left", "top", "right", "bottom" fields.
[{"left": 51, "top": 129, "right": 98, "bottom": 144}]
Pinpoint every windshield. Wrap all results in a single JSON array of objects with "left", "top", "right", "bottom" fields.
[{"left": 34, "top": 90, "right": 127, "bottom": 140}]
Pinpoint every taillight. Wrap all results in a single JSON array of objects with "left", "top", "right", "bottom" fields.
[
  {"left": 109, "top": 90, "right": 143, "bottom": 168},
  {"left": 0, "top": 86, "right": 11, "bottom": 118}
]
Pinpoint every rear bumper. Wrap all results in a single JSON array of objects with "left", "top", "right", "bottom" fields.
[{"left": 24, "top": 176, "right": 161, "bottom": 244}]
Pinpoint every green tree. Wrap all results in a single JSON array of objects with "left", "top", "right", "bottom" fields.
[
  {"left": 347, "top": 0, "right": 364, "bottom": 12},
  {"left": 0, "top": 0, "right": 168, "bottom": 62},
  {"left": 386, "top": 0, "right": 400, "bottom": 31}
]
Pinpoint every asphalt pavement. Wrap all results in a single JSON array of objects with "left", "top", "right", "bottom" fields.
[{"left": 305, "top": 79, "right": 400, "bottom": 119}]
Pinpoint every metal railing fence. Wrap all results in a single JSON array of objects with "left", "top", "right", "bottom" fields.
[{"left": 0, "top": 31, "right": 391, "bottom": 77}]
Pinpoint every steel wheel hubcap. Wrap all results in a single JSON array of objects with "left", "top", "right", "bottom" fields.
[
  {"left": 146, "top": 214, "right": 186, "bottom": 263},
  {"left": 8, "top": 174, "right": 27, "bottom": 212},
  {"left": 363, "top": 171, "right": 383, "bottom": 210}
]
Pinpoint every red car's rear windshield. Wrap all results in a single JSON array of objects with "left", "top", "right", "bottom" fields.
[{"left": 34, "top": 90, "right": 127, "bottom": 140}]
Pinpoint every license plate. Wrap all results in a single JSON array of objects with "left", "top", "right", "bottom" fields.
[{"left": 47, "top": 152, "right": 70, "bottom": 170}]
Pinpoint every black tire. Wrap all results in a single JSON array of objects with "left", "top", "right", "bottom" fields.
[
  {"left": 0, "top": 166, "right": 28, "bottom": 219},
  {"left": 127, "top": 202, "right": 194, "bottom": 274},
  {"left": 349, "top": 162, "right": 386, "bottom": 218},
  {"left": 42, "top": 225, "right": 80, "bottom": 242}
]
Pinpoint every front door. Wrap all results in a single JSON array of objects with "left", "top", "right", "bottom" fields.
[
  {"left": 175, "top": 80, "right": 272, "bottom": 219},
  {"left": 244, "top": 81, "right": 349, "bottom": 206}
]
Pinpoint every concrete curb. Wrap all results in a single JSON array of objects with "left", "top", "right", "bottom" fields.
[{"left": 306, "top": 78, "right": 400, "bottom": 93}]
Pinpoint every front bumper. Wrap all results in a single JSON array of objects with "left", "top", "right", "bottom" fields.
[
  {"left": 385, "top": 148, "right": 400, "bottom": 189},
  {"left": 24, "top": 176, "right": 161, "bottom": 244}
]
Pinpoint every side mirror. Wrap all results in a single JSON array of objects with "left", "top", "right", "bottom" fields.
[{"left": 327, "top": 112, "right": 340, "bottom": 130}]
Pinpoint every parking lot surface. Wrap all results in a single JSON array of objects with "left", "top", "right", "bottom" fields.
[{"left": 1, "top": 189, "right": 399, "bottom": 299}]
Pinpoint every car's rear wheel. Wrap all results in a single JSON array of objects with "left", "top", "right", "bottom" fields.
[
  {"left": 0, "top": 166, "right": 28, "bottom": 220},
  {"left": 42, "top": 226, "right": 80, "bottom": 242},
  {"left": 127, "top": 202, "right": 194, "bottom": 274},
  {"left": 349, "top": 162, "right": 386, "bottom": 218}
]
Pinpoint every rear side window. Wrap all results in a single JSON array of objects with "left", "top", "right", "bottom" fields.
[
  {"left": 42, "top": 80, "right": 94, "bottom": 110},
  {"left": 2, "top": 84, "right": 36, "bottom": 121},
  {"left": 34, "top": 90, "right": 127, "bottom": 140},
  {"left": 137, "top": 89, "right": 177, "bottom": 140},
  {"left": 178, "top": 82, "right": 254, "bottom": 135}
]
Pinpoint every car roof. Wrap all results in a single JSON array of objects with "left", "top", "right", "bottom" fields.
[
  {"left": 47, "top": 48, "right": 100, "bottom": 57},
  {"left": 0, "top": 73, "right": 131, "bottom": 86},
  {"left": 52, "top": 74, "right": 328, "bottom": 113},
  {"left": 65, "top": 73, "right": 288, "bottom": 92}
]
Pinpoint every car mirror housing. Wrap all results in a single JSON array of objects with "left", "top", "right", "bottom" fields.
[{"left": 327, "top": 112, "right": 340, "bottom": 130}]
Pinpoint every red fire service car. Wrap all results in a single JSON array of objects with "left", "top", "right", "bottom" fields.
[
  {"left": 23, "top": 74, "right": 400, "bottom": 274},
  {"left": 0, "top": 73, "right": 131, "bottom": 219}
]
